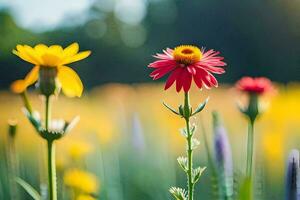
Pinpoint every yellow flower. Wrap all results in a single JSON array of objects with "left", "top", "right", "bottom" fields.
[
  {"left": 76, "top": 195, "right": 96, "bottom": 200},
  {"left": 64, "top": 168, "right": 98, "bottom": 193},
  {"left": 10, "top": 79, "right": 28, "bottom": 94},
  {"left": 13, "top": 43, "right": 91, "bottom": 97},
  {"left": 68, "top": 140, "right": 93, "bottom": 160}
]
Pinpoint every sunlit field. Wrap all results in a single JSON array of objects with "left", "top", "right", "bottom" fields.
[{"left": 1, "top": 83, "right": 299, "bottom": 200}]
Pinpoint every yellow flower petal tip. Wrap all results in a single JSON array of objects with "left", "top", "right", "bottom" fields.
[{"left": 10, "top": 79, "right": 27, "bottom": 94}]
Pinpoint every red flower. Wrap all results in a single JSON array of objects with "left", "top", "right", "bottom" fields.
[
  {"left": 236, "top": 77, "right": 273, "bottom": 94},
  {"left": 148, "top": 45, "right": 226, "bottom": 92}
]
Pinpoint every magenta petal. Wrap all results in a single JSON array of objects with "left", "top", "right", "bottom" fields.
[
  {"left": 182, "top": 69, "right": 192, "bottom": 92},
  {"left": 150, "top": 65, "right": 176, "bottom": 80},
  {"left": 208, "top": 72, "right": 218, "bottom": 87},
  {"left": 148, "top": 60, "right": 177, "bottom": 68},
  {"left": 187, "top": 65, "right": 197, "bottom": 75},
  {"left": 175, "top": 68, "right": 184, "bottom": 92},
  {"left": 164, "top": 68, "right": 181, "bottom": 90},
  {"left": 193, "top": 73, "right": 203, "bottom": 89}
]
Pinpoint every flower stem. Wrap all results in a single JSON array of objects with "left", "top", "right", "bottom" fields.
[
  {"left": 184, "top": 92, "right": 194, "bottom": 200},
  {"left": 45, "top": 95, "right": 51, "bottom": 130},
  {"left": 47, "top": 139, "right": 57, "bottom": 200},
  {"left": 21, "top": 91, "right": 33, "bottom": 114},
  {"left": 45, "top": 95, "right": 57, "bottom": 200},
  {"left": 246, "top": 120, "right": 254, "bottom": 179}
]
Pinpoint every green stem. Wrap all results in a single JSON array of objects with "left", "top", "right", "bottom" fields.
[
  {"left": 21, "top": 91, "right": 33, "bottom": 114},
  {"left": 45, "top": 95, "right": 57, "bottom": 200},
  {"left": 45, "top": 96, "right": 51, "bottom": 130},
  {"left": 184, "top": 92, "right": 194, "bottom": 200},
  {"left": 47, "top": 139, "right": 57, "bottom": 200},
  {"left": 246, "top": 120, "right": 254, "bottom": 179}
]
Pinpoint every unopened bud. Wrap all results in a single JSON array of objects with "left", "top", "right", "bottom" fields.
[{"left": 8, "top": 119, "right": 18, "bottom": 138}]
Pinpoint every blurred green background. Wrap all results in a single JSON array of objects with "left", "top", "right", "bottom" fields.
[{"left": 1, "top": 0, "right": 300, "bottom": 89}]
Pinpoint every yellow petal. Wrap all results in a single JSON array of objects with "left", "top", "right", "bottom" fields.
[
  {"left": 61, "top": 51, "right": 91, "bottom": 65},
  {"left": 13, "top": 45, "right": 38, "bottom": 64},
  {"left": 34, "top": 44, "right": 48, "bottom": 56},
  {"left": 62, "top": 43, "right": 79, "bottom": 58},
  {"left": 41, "top": 53, "right": 61, "bottom": 67},
  {"left": 49, "top": 45, "right": 63, "bottom": 55},
  {"left": 57, "top": 66, "right": 83, "bottom": 97},
  {"left": 23, "top": 45, "right": 43, "bottom": 64},
  {"left": 24, "top": 66, "right": 40, "bottom": 85},
  {"left": 10, "top": 80, "right": 27, "bottom": 94}
]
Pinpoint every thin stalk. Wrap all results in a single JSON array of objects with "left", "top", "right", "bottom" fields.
[
  {"left": 7, "top": 134, "right": 20, "bottom": 200},
  {"left": 47, "top": 139, "right": 57, "bottom": 200},
  {"left": 45, "top": 96, "right": 51, "bottom": 130},
  {"left": 45, "top": 95, "right": 57, "bottom": 200},
  {"left": 21, "top": 91, "right": 33, "bottom": 114},
  {"left": 184, "top": 92, "right": 194, "bottom": 200},
  {"left": 246, "top": 120, "right": 254, "bottom": 178}
]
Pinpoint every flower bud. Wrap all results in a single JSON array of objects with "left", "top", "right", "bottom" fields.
[
  {"left": 285, "top": 149, "right": 300, "bottom": 200},
  {"left": 8, "top": 119, "right": 18, "bottom": 138},
  {"left": 38, "top": 67, "right": 59, "bottom": 97}
]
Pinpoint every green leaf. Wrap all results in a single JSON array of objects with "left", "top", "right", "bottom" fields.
[
  {"left": 180, "top": 128, "right": 188, "bottom": 138},
  {"left": 192, "top": 166, "right": 206, "bottom": 183},
  {"left": 169, "top": 187, "right": 187, "bottom": 200},
  {"left": 22, "top": 109, "right": 42, "bottom": 132},
  {"left": 179, "top": 105, "right": 184, "bottom": 116},
  {"left": 190, "top": 125, "right": 196, "bottom": 135},
  {"left": 15, "top": 177, "right": 41, "bottom": 200},
  {"left": 177, "top": 156, "right": 188, "bottom": 171},
  {"left": 162, "top": 102, "right": 181, "bottom": 116},
  {"left": 191, "top": 138, "right": 200, "bottom": 149},
  {"left": 191, "top": 98, "right": 209, "bottom": 116}
]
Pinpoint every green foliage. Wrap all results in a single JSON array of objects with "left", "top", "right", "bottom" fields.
[
  {"left": 238, "top": 177, "right": 252, "bottom": 200},
  {"left": 192, "top": 167, "right": 206, "bottom": 184},
  {"left": 169, "top": 187, "right": 188, "bottom": 200},
  {"left": 15, "top": 177, "right": 41, "bottom": 200},
  {"left": 191, "top": 98, "right": 209, "bottom": 117}
]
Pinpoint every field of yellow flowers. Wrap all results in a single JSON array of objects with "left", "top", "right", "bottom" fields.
[{"left": 1, "top": 83, "right": 299, "bottom": 200}]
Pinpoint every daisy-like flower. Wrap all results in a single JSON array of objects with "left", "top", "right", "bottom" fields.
[
  {"left": 148, "top": 45, "right": 226, "bottom": 92},
  {"left": 236, "top": 77, "right": 273, "bottom": 95},
  {"left": 13, "top": 43, "right": 91, "bottom": 97}
]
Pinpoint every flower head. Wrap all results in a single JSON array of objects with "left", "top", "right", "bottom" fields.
[
  {"left": 236, "top": 77, "right": 273, "bottom": 95},
  {"left": 13, "top": 43, "right": 91, "bottom": 97},
  {"left": 148, "top": 45, "right": 226, "bottom": 92},
  {"left": 64, "top": 168, "right": 98, "bottom": 194}
]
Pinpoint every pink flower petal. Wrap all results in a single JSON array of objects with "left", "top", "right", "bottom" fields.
[
  {"left": 148, "top": 60, "right": 177, "bottom": 68},
  {"left": 175, "top": 68, "right": 185, "bottom": 92},
  {"left": 182, "top": 69, "right": 192, "bottom": 92},
  {"left": 165, "top": 68, "right": 181, "bottom": 90}
]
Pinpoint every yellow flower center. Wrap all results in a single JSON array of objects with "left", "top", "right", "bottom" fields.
[{"left": 173, "top": 45, "right": 202, "bottom": 65}]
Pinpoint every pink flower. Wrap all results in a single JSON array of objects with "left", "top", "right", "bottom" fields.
[
  {"left": 236, "top": 77, "right": 273, "bottom": 95},
  {"left": 148, "top": 45, "right": 226, "bottom": 92}
]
